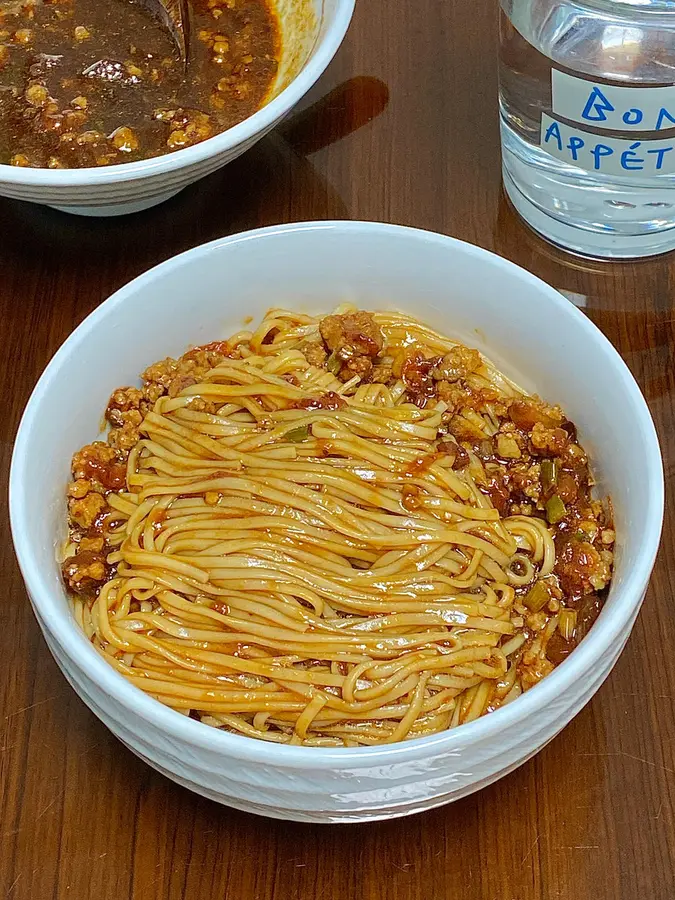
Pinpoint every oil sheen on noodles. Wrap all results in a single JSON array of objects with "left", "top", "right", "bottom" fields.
[{"left": 69, "top": 308, "right": 559, "bottom": 747}]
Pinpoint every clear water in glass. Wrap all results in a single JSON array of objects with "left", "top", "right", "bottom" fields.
[{"left": 499, "top": 0, "right": 675, "bottom": 258}]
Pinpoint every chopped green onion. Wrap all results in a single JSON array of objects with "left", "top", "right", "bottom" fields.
[
  {"left": 327, "top": 352, "right": 342, "bottom": 376},
  {"left": 541, "top": 459, "right": 558, "bottom": 491},
  {"left": 524, "top": 579, "right": 551, "bottom": 612},
  {"left": 558, "top": 609, "right": 577, "bottom": 641},
  {"left": 283, "top": 425, "right": 311, "bottom": 442},
  {"left": 545, "top": 494, "right": 566, "bottom": 524}
]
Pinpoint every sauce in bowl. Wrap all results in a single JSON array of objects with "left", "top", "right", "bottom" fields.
[{"left": 0, "top": 0, "right": 279, "bottom": 168}]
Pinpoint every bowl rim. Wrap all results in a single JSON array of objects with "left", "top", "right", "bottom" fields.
[
  {"left": 9, "top": 220, "right": 665, "bottom": 768},
  {"left": 0, "top": 0, "right": 355, "bottom": 187}
]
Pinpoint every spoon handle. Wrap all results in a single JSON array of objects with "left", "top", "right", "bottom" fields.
[{"left": 137, "top": 0, "right": 190, "bottom": 70}]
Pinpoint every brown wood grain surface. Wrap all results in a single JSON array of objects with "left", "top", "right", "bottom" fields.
[{"left": 1, "top": 2, "right": 674, "bottom": 898}]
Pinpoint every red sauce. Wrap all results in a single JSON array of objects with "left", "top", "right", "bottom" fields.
[
  {"left": 316, "top": 439, "right": 335, "bottom": 457},
  {"left": 546, "top": 592, "right": 605, "bottom": 663},
  {"left": 80, "top": 455, "right": 126, "bottom": 491},
  {"left": 484, "top": 473, "right": 510, "bottom": 516},
  {"left": 508, "top": 399, "right": 559, "bottom": 430},
  {"left": 404, "top": 452, "right": 441, "bottom": 477},
  {"left": 451, "top": 445, "right": 470, "bottom": 470},
  {"left": 152, "top": 510, "right": 169, "bottom": 535},
  {"left": 401, "top": 485, "right": 422, "bottom": 511},
  {"left": 400, "top": 353, "right": 441, "bottom": 407},
  {"left": 211, "top": 601, "right": 229, "bottom": 616},
  {"left": 92, "top": 508, "right": 124, "bottom": 534}
]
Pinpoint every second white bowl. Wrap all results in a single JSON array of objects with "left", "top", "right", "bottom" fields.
[{"left": 0, "top": 0, "right": 354, "bottom": 216}]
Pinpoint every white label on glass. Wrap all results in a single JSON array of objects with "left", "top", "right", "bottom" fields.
[
  {"left": 540, "top": 114, "right": 675, "bottom": 176},
  {"left": 551, "top": 70, "right": 675, "bottom": 133}
]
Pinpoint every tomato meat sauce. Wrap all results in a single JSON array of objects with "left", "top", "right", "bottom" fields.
[{"left": 0, "top": 0, "right": 279, "bottom": 167}]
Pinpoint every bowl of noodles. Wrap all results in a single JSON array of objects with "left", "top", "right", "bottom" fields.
[{"left": 10, "top": 221, "right": 663, "bottom": 822}]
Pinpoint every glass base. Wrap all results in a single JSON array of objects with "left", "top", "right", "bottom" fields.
[{"left": 503, "top": 169, "right": 675, "bottom": 260}]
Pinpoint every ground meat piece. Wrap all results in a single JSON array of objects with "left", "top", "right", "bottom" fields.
[
  {"left": 556, "top": 470, "right": 578, "bottom": 504},
  {"left": 190, "top": 341, "right": 230, "bottom": 357},
  {"left": 497, "top": 421, "right": 526, "bottom": 451},
  {"left": 437, "top": 381, "right": 504, "bottom": 418},
  {"left": 401, "top": 353, "right": 439, "bottom": 405},
  {"left": 72, "top": 442, "right": 115, "bottom": 480},
  {"left": 79, "top": 535, "right": 105, "bottom": 553},
  {"left": 339, "top": 356, "right": 373, "bottom": 382},
  {"left": 105, "top": 389, "right": 144, "bottom": 452},
  {"left": 142, "top": 380, "right": 167, "bottom": 404},
  {"left": 435, "top": 380, "right": 461, "bottom": 413},
  {"left": 69, "top": 492, "right": 107, "bottom": 529},
  {"left": 105, "top": 387, "right": 142, "bottom": 426},
  {"left": 530, "top": 422, "right": 569, "bottom": 457},
  {"left": 561, "top": 441, "right": 589, "bottom": 474},
  {"left": 432, "top": 346, "right": 482, "bottom": 383},
  {"left": 67, "top": 478, "right": 100, "bottom": 499},
  {"left": 141, "top": 346, "right": 229, "bottom": 405},
  {"left": 435, "top": 439, "right": 471, "bottom": 471},
  {"left": 471, "top": 437, "right": 496, "bottom": 461},
  {"left": 162, "top": 107, "right": 214, "bottom": 149},
  {"left": 72, "top": 442, "right": 126, "bottom": 490},
  {"left": 292, "top": 391, "right": 346, "bottom": 411},
  {"left": 520, "top": 655, "right": 555, "bottom": 691},
  {"left": 181, "top": 346, "right": 228, "bottom": 372},
  {"left": 510, "top": 502, "right": 534, "bottom": 515},
  {"left": 508, "top": 398, "right": 562, "bottom": 431},
  {"left": 371, "top": 362, "right": 394, "bottom": 384},
  {"left": 319, "top": 311, "right": 383, "bottom": 360},
  {"left": 167, "top": 374, "right": 198, "bottom": 397},
  {"left": 555, "top": 538, "right": 610, "bottom": 596},
  {"left": 62, "top": 549, "right": 108, "bottom": 594},
  {"left": 509, "top": 463, "right": 542, "bottom": 503},
  {"left": 142, "top": 356, "right": 179, "bottom": 391},
  {"left": 108, "top": 417, "right": 142, "bottom": 452},
  {"left": 298, "top": 339, "right": 327, "bottom": 368},
  {"left": 451, "top": 444, "right": 470, "bottom": 470},
  {"left": 484, "top": 471, "right": 510, "bottom": 515},
  {"left": 186, "top": 398, "right": 220, "bottom": 414}
]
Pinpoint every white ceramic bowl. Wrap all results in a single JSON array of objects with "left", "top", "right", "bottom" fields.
[
  {"left": 0, "top": 0, "right": 354, "bottom": 217},
  {"left": 10, "top": 222, "right": 663, "bottom": 823}
]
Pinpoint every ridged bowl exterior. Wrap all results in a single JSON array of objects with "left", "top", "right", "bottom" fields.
[
  {"left": 0, "top": 130, "right": 274, "bottom": 209},
  {"left": 10, "top": 222, "right": 663, "bottom": 822},
  {"left": 36, "top": 596, "right": 641, "bottom": 822}
]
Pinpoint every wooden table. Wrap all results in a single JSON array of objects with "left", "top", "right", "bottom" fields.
[{"left": 1, "top": 2, "right": 674, "bottom": 898}]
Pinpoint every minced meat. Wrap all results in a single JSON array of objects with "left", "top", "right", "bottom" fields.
[{"left": 319, "top": 312, "right": 384, "bottom": 382}]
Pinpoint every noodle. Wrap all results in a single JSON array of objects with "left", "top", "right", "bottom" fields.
[{"left": 62, "top": 306, "right": 614, "bottom": 747}]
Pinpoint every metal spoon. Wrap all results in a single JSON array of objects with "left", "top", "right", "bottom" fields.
[
  {"left": 82, "top": 0, "right": 190, "bottom": 79},
  {"left": 137, "top": 0, "right": 191, "bottom": 71}
]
